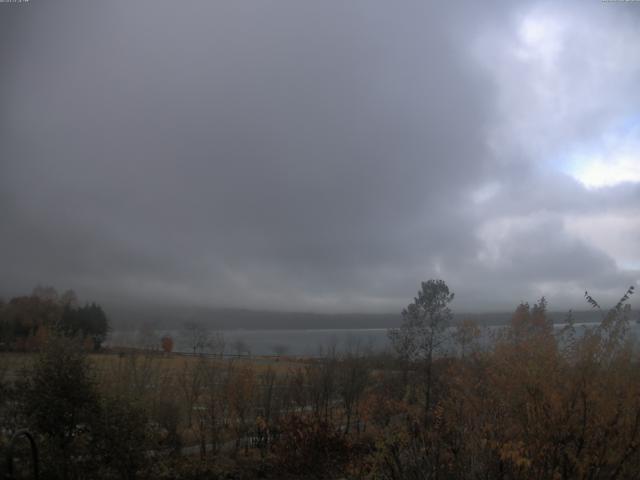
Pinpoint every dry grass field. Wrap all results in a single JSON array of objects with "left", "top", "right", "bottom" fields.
[{"left": 1, "top": 349, "right": 305, "bottom": 385}]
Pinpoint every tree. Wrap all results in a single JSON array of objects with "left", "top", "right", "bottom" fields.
[
  {"left": 338, "top": 350, "right": 369, "bottom": 434},
  {"left": 232, "top": 338, "right": 250, "bottom": 357},
  {"left": 210, "top": 330, "right": 226, "bottom": 356},
  {"left": 226, "top": 363, "right": 257, "bottom": 456},
  {"left": 183, "top": 321, "right": 213, "bottom": 355},
  {"left": 3, "top": 295, "right": 63, "bottom": 349},
  {"left": 306, "top": 350, "right": 338, "bottom": 423},
  {"left": 388, "top": 279, "right": 454, "bottom": 418},
  {"left": 0, "top": 288, "right": 109, "bottom": 351},
  {"left": 453, "top": 318, "right": 481, "bottom": 358},
  {"left": 19, "top": 335, "right": 99, "bottom": 479},
  {"left": 161, "top": 335, "right": 174, "bottom": 354},
  {"left": 31, "top": 285, "right": 59, "bottom": 303},
  {"left": 508, "top": 297, "right": 553, "bottom": 344},
  {"left": 201, "top": 358, "right": 225, "bottom": 454},
  {"left": 59, "top": 302, "right": 110, "bottom": 350},
  {"left": 84, "top": 302, "right": 109, "bottom": 350},
  {"left": 177, "top": 358, "right": 204, "bottom": 429},
  {"left": 60, "top": 289, "right": 79, "bottom": 308},
  {"left": 92, "top": 394, "right": 156, "bottom": 480},
  {"left": 272, "top": 414, "right": 350, "bottom": 479}
]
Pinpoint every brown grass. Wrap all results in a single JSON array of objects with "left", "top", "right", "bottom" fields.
[{"left": 0, "top": 350, "right": 305, "bottom": 384}]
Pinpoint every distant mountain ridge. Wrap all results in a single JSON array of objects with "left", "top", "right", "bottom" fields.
[{"left": 106, "top": 304, "right": 622, "bottom": 331}]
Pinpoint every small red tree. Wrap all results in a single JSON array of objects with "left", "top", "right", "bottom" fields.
[{"left": 161, "top": 335, "right": 174, "bottom": 354}]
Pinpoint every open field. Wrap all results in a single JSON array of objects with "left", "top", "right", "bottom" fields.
[{"left": 0, "top": 350, "right": 305, "bottom": 384}]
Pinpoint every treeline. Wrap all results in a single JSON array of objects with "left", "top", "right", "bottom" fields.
[
  {"left": 1, "top": 281, "right": 639, "bottom": 479},
  {"left": 109, "top": 304, "right": 607, "bottom": 333},
  {"left": 0, "top": 286, "right": 109, "bottom": 351}
]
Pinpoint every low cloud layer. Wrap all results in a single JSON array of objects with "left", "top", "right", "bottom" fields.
[{"left": 1, "top": 0, "right": 638, "bottom": 313}]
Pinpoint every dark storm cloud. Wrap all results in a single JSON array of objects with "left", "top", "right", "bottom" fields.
[{"left": 1, "top": 0, "right": 638, "bottom": 313}]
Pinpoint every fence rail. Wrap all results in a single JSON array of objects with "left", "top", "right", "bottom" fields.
[{"left": 4, "top": 429, "right": 38, "bottom": 480}]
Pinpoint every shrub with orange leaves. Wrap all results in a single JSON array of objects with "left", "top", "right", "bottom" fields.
[
  {"left": 161, "top": 335, "right": 174, "bottom": 354},
  {"left": 271, "top": 414, "right": 351, "bottom": 478}
]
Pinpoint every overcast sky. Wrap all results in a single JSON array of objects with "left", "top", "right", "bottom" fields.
[{"left": 1, "top": 0, "right": 639, "bottom": 314}]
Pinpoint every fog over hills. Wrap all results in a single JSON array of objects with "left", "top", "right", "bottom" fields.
[{"left": 107, "top": 304, "right": 620, "bottom": 332}]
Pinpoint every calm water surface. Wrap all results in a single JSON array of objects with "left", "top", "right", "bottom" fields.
[{"left": 107, "top": 322, "right": 628, "bottom": 356}]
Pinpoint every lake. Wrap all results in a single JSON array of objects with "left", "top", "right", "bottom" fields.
[
  {"left": 106, "top": 321, "right": 627, "bottom": 356},
  {"left": 107, "top": 328, "right": 391, "bottom": 356}
]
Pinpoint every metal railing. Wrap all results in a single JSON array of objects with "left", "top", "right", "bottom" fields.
[{"left": 4, "top": 430, "right": 38, "bottom": 480}]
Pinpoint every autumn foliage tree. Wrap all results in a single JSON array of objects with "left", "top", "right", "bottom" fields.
[
  {"left": 0, "top": 286, "right": 109, "bottom": 351},
  {"left": 161, "top": 335, "right": 174, "bottom": 354},
  {"left": 388, "top": 279, "right": 454, "bottom": 419},
  {"left": 375, "top": 285, "right": 640, "bottom": 480}
]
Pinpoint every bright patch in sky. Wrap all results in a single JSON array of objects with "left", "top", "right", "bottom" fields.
[
  {"left": 572, "top": 155, "right": 640, "bottom": 188},
  {"left": 515, "top": 11, "right": 563, "bottom": 68},
  {"left": 564, "top": 122, "right": 640, "bottom": 188}
]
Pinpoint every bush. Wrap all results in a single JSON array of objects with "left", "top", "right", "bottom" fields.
[
  {"left": 91, "top": 395, "right": 158, "bottom": 480},
  {"left": 19, "top": 335, "right": 99, "bottom": 479},
  {"left": 271, "top": 415, "right": 351, "bottom": 479}
]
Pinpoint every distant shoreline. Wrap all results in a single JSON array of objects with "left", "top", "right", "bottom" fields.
[{"left": 107, "top": 307, "right": 611, "bottom": 332}]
